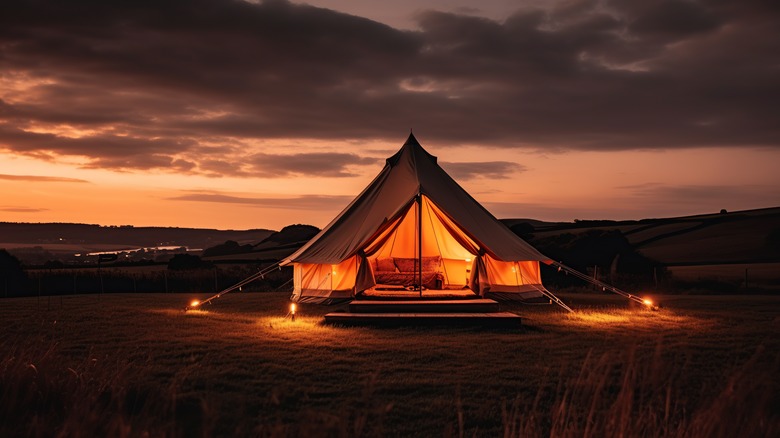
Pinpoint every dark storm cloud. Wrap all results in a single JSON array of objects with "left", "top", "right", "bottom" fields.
[
  {"left": 168, "top": 191, "right": 352, "bottom": 210},
  {"left": 440, "top": 161, "right": 524, "bottom": 180},
  {"left": 0, "top": 0, "right": 778, "bottom": 175},
  {"left": 0, "top": 173, "right": 88, "bottom": 183}
]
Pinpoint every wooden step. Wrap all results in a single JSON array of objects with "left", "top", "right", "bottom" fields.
[
  {"left": 348, "top": 299, "right": 500, "bottom": 314},
  {"left": 324, "top": 311, "right": 521, "bottom": 327}
]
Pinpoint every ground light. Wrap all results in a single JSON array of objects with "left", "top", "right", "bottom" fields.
[
  {"left": 642, "top": 297, "right": 660, "bottom": 311},
  {"left": 190, "top": 299, "right": 200, "bottom": 308},
  {"left": 290, "top": 303, "right": 296, "bottom": 321}
]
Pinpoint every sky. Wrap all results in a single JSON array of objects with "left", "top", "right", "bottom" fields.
[{"left": 1, "top": 0, "right": 779, "bottom": 231}]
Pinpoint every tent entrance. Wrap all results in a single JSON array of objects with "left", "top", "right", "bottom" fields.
[{"left": 363, "top": 195, "right": 479, "bottom": 293}]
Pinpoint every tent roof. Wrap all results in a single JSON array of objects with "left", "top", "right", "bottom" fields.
[{"left": 282, "top": 133, "right": 550, "bottom": 265}]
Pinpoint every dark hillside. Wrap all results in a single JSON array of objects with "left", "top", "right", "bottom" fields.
[
  {"left": 503, "top": 207, "right": 780, "bottom": 266},
  {"left": 203, "top": 225, "right": 320, "bottom": 262},
  {"left": 0, "top": 222, "right": 273, "bottom": 250},
  {"left": 504, "top": 207, "right": 780, "bottom": 292}
]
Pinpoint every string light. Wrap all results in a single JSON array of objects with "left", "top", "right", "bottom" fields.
[{"left": 182, "top": 261, "right": 281, "bottom": 311}]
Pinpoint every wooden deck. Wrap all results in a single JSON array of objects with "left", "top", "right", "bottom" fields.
[
  {"left": 323, "top": 311, "right": 521, "bottom": 327},
  {"left": 359, "top": 288, "right": 478, "bottom": 299},
  {"left": 349, "top": 299, "right": 499, "bottom": 313},
  {"left": 324, "top": 298, "right": 522, "bottom": 327}
]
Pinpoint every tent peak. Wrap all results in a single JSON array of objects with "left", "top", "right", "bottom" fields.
[
  {"left": 388, "top": 132, "right": 437, "bottom": 167},
  {"left": 404, "top": 131, "right": 420, "bottom": 147}
]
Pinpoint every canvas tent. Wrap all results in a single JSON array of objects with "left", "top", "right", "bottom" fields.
[{"left": 281, "top": 134, "right": 553, "bottom": 304}]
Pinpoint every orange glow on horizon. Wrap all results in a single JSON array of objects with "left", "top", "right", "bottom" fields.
[{"left": 1, "top": 145, "right": 779, "bottom": 231}]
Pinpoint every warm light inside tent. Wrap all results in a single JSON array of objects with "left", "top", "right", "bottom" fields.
[{"left": 190, "top": 300, "right": 200, "bottom": 308}]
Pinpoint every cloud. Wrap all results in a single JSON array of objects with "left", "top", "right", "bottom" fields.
[
  {"left": 0, "top": 206, "right": 49, "bottom": 213},
  {"left": 617, "top": 183, "right": 780, "bottom": 206},
  {"left": 0, "top": 173, "right": 88, "bottom": 183},
  {"left": 0, "top": 0, "right": 778, "bottom": 176},
  {"left": 440, "top": 161, "right": 524, "bottom": 180},
  {"left": 167, "top": 191, "right": 353, "bottom": 210},
  {"left": 249, "top": 152, "right": 378, "bottom": 177}
]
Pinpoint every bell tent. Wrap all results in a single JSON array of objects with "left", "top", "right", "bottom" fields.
[{"left": 281, "top": 134, "right": 555, "bottom": 304}]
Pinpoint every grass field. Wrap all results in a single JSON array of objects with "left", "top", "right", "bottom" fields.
[{"left": 1, "top": 292, "right": 778, "bottom": 437}]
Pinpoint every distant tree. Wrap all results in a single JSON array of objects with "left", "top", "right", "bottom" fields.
[
  {"left": 202, "top": 240, "right": 253, "bottom": 257},
  {"left": 509, "top": 222, "right": 535, "bottom": 240},
  {"left": 43, "top": 260, "right": 65, "bottom": 269},
  {"left": 533, "top": 230, "right": 654, "bottom": 273},
  {"left": 258, "top": 224, "right": 320, "bottom": 245},
  {"left": 0, "top": 249, "right": 28, "bottom": 297},
  {"left": 167, "top": 254, "right": 212, "bottom": 271},
  {"left": 767, "top": 228, "right": 780, "bottom": 253}
]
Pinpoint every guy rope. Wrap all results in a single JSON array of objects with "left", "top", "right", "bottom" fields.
[
  {"left": 185, "top": 261, "right": 282, "bottom": 310},
  {"left": 549, "top": 261, "right": 658, "bottom": 310}
]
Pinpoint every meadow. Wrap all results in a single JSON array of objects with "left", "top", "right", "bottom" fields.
[{"left": 1, "top": 291, "right": 778, "bottom": 437}]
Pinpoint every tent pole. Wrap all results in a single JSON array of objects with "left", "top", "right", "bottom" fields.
[{"left": 418, "top": 193, "right": 423, "bottom": 297}]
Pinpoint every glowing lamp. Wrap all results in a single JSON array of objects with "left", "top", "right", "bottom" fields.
[
  {"left": 190, "top": 300, "right": 200, "bottom": 308},
  {"left": 290, "top": 303, "right": 297, "bottom": 321},
  {"left": 465, "top": 257, "right": 471, "bottom": 263},
  {"left": 643, "top": 298, "right": 653, "bottom": 306}
]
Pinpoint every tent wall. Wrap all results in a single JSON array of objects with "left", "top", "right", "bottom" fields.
[
  {"left": 480, "top": 257, "right": 545, "bottom": 300},
  {"left": 292, "top": 257, "right": 359, "bottom": 304}
]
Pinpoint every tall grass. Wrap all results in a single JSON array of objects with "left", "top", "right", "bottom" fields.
[
  {"left": 1, "top": 293, "right": 778, "bottom": 437},
  {"left": 2, "top": 337, "right": 775, "bottom": 437},
  {"left": 497, "top": 345, "right": 777, "bottom": 438},
  {"left": 0, "top": 336, "right": 183, "bottom": 437}
]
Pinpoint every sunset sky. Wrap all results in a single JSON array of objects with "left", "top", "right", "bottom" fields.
[{"left": 1, "top": 0, "right": 779, "bottom": 231}]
